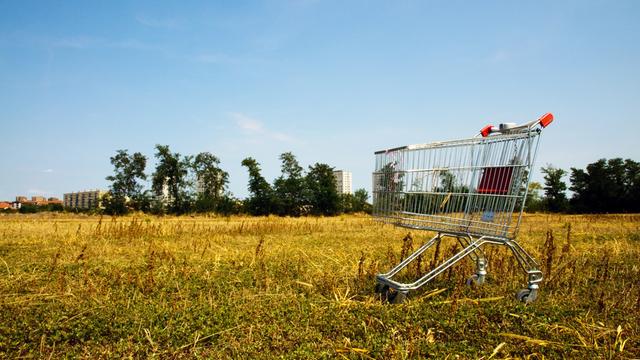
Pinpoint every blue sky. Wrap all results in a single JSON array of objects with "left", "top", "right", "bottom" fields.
[{"left": 1, "top": 0, "right": 639, "bottom": 200}]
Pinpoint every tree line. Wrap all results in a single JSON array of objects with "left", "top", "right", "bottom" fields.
[
  {"left": 3, "top": 149, "right": 634, "bottom": 216},
  {"left": 526, "top": 158, "right": 640, "bottom": 213},
  {"left": 103, "top": 145, "right": 371, "bottom": 216}
]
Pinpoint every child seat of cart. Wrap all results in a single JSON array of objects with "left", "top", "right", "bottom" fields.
[
  {"left": 477, "top": 167, "right": 513, "bottom": 194},
  {"left": 477, "top": 166, "right": 514, "bottom": 222}
]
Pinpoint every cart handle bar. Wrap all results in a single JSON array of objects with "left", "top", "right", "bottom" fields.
[{"left": 479, "top": 113, "right": 554, "bottom": 138}]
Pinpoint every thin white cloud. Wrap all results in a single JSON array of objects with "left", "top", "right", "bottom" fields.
[
  {"left": 42, "top": 169, "right": 53, "bottom": 173},
  {"left": 233, "top": 112, "right": 264, "bottom": 132},
  {"left": 287, "top": 0, "right": 322, "bottom": 7},
  {"left": 52, "top": 36, "right": 100, "bottom": 49},
  {"left": 135, "top": 15, "right": 180, "bottom": 29},
  {"left": 230, "top": 112, "right": 296, "bottom": 143},
  {"left": 192, "top": 53, "right": 236, "bottom": 64},
  {"left": 272, "top": 132, "right": 293, "bottom": 142},
  {"left": 15, "top": 34, "right": 235, "bottom": 64},
  {"left": 487, "top": 49, "right": 511, "bottom": 63},
  {"left": 49, "top": 36, "right": 159, "bottom": 52},
  {"left": 110, "top": 39, "right": 160, "bottom": 51},
  {"left": 189, "top": 53, "right": 266, "bottom": 65}
]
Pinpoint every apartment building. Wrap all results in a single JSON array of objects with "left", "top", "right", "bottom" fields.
[
  {"left": 63, "top": 190, "right": 107, "bottom": 209},
  {"left": 333, "top": 170, "right": 353, "bottom": 195}
]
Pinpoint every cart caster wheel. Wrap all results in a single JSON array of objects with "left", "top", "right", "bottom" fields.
[
  {"left": 516, "top": 288, "right": 538, "bottom": 303},
  {"left": 374, "top": 283, "right": 388, "bottom": 294},
  {"left": 389, "top": 291, "right": 408, "bottom": 304},
  {"left": 375, "top": 284, "right": 391, "bottom": 302},
  {"left": 466, "top": 274, "right": 485, "bottom": 286}
]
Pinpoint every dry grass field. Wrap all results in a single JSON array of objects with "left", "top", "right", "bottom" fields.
[{"left": 0, "top": 213, "right": 638, "bottom": 358}]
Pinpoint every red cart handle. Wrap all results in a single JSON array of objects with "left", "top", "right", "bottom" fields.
[
  {"left": 538, "top": 113, "right": 554, "bottom": 128},
  {"left": 479, "top": 113, "right": 554, "bottom": 137}
]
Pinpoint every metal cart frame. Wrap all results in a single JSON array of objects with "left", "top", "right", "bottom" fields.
[{"left": 372, "top": 113, "right": 554, "bottom": 303}]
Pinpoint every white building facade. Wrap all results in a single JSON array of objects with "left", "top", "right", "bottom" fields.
[{"left": 333, "top": 170, "right": 353, "bottom": 194}]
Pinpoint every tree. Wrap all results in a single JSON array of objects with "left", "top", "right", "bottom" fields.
[
  {"left": 241, "top": 157, "right": 276, "bottom": 216},
  {"left": 273, "top": 152, "right": 306, "bottom": 216},
  {"left": 440, "top": 171, "right": 456, "bottom": 191},
  {"left": 134, "top": 190, "right": 154, "bottom": 213},
  {"left": 152, "top": 145, "right": 191, "bottom": 214},
  {"left": 191, "top": 152, "right": 229, "bottom": 213},
  {"left": 18, "top": 204, "right": 39, "bottom": 214},
  {"left": 605, "top": 158, "right": 627, "bottom": 212},
  {"left": 570, "top": 158, "right": 640, "bottom": 213},
  {"left": 342, "top": 188, "right": 371, "bottom": 214},
  {"left": 46, "top": 203, "right": 64, "bottom": 212},
  {"left": 352, "top": 188, "right": 371, "bottom": 213},
  {"left": 306, "top": 163, "right": 340, "bottom": 215},
  {"left": 524, "top": 181, "right": 543, "bottom": 212},
  {"left": 541, "top": 165, "right": 568, "bottom": 212},
  {"left": 373, "top": 162, "right": 405, "bottom": 212},
  {"left": 105, "top": 149, "right": 147, "bottom": 215},
  {"left": 623, "top": 159, "right": 640, "bottom": 212},
  {"left": 340, "top": 193, "right": 354, "bottom": 213},
  {"left": 215, "top": 194, "right": 243, "bottom": 216}
]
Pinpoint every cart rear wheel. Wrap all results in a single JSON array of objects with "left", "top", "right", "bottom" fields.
[
  {"left": 466, "top": 274, "right": 485, "bottom": 286},
  {"left": 375, "top": 284, "right": 391, "bottom": 302},
  {"left": 389, "top": 291, "right": 407, "bottom": 304},
  {"left": 516, "top": 288, "right": 538, "bottom": 303},
  {"left": 374, "top": 283, "right": 388, "bottom": 294}
]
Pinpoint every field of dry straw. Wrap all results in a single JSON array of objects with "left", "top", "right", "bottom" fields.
[{"left": 0, "top": 213, "right": 639, "bottom": 358}]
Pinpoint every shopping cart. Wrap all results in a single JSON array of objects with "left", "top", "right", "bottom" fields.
[{"left": 372, "top": 113, "right": 554, "bottom": 303}]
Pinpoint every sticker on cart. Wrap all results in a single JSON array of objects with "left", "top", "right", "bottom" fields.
[{"left": 481, "top": 211, "right": 495, "bottom": 222}]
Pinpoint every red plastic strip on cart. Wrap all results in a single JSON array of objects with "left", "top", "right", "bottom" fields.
[{"left": 477, "top": 167, "right": 513, "bottom": 194}]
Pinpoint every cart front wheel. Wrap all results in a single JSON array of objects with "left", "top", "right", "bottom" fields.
[{"left": 516, "top": 288, "right": 538, "bottom": 303}]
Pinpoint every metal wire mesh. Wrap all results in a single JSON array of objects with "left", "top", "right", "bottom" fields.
[{"left": 372, "top": 131, "right": 541, "bottom": 239}]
